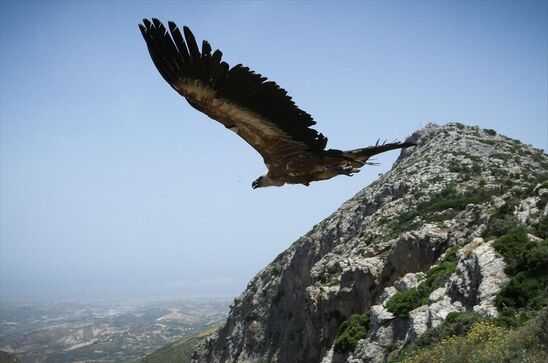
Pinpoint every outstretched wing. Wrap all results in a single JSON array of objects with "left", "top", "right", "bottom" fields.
[{"left": 139, "top": 19, "right": 328, "bottom": 167}]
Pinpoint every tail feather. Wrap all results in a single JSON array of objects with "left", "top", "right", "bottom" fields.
[{"left": 343, "top": 141, "right": 416, "bottom": 164}]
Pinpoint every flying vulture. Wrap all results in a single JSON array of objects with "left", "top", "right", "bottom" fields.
[{"left": 139, "top": 19, "right": 415, "bottom": 189}]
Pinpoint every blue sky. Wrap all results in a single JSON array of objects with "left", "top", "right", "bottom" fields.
[{"left": 1, "top": 0, "right": 546, "bottom": 301}]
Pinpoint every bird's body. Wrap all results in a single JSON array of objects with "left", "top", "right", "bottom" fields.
[{"left": 139, "top": 19, "right": 415, "bottom": 188}]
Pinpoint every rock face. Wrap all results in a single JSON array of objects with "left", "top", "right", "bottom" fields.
[{"left": 194, "top": 123, "right": 547, "bottom": 363}]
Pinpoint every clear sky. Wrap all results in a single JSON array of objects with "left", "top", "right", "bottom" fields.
[{"left": 1, "top": 0, "right": 546, "bottom": 301}]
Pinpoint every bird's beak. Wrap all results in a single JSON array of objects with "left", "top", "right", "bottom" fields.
[{"left": 252, "top": 180, "right": 259, "bottom": 189}]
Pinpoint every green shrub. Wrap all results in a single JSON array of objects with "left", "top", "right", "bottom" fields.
[
  {"left": 447, "top": 159, "right": 483, "bottom": 178},
  {"left": 530, "top": 215, "right": 548, "bottom": 239},
  {"left": 483, "top": 213, "right": 519, "bottom": 239},
  {"left": 523, "top": 240, "right": 548, "bottom": 275},
  {"left": 443, "top": 311, "right": 485, "bottom": 336},
  {"left": 470, "top": 162, "right": 482, "bottom": 174},
  {"left": 480, "top": 138, "right": 497, "bottom": 145},
  {"left": 334, "top": 312, "right": 371, "bottom": 354},
  {"left": 427, "top": 209, "right": 457, "bottom": 222},
  {"left": 490, "top": 152, "right": 510, "bottom": 161},
  {"left": 392, "top": 312, "right": 548, "bottom": 363},
  {"left": 482, "top": 197, "right": 520, "bottom": 239},
  {"left": 496, "top": 273, "right": 547, "bottom": 311},
  {"left": 492, "top": 228, "right": 548, "bottom": 316},
  {"left": 439, "top": 184, "right": 458, "bottom": 197},
  {"left": 413, "top": 311, "right": 485, "bottom": 348},
  {"left": 467, "top": 155, "right": 482, "bottom": 163},
  {"left": 492, "top": 227, "right": 534, "bottom": 275},
  {"left": 386, "top": 288, "right": 428, "bottom": 318},
  {"left": 420, "top": 195, "right": 477, "bottom": 213},
  {"left": 244, "top": 312, "right": 259, "bottom": 321},
  {"left": 493, "top": 309, "right": 540, "bottom": 328},
  {"left": 386, "top": 246, "right": 459, "bottom": 318},
  {"left": 448, "top": 159, "right": 470, "bottom": 173},
  {"left": 422, "top": 260, "right": 458, "bottom": 288},
  {"left": 489, "top": 166, "right": 505, "bottom": 177},
  {"left": 398, "top": 187, "right": 493, "bottom": 228},
  {"left": 484, "top": 128, "right": 497, "bottom": 136}
]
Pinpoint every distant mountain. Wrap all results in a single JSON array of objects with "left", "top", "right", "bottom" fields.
[{"left": 174, "top": 123, "right": 545, "bottom": 362}]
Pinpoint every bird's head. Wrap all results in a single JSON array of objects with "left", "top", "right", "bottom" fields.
[{"left": 252, "top": 174, "right": 284, "bottom": 189}]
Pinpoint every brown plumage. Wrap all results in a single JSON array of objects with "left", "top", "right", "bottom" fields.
[{"left": 139, "top": 19, "right": 415, "bottom": 189}]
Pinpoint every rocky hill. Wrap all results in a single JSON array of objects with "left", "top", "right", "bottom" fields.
[{"left": 157, "top": 123, "right": 546, "bottom": 362}]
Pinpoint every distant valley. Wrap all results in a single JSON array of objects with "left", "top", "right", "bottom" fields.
[{"left": 0, "top": 298, "right": 229, "bottom": 362}]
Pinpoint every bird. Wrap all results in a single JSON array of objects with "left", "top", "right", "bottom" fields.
[{"left": 138, "top": 19, "right": 415, "bottom": 189}]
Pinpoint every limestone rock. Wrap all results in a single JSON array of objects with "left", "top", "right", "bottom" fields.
[
  {"left": 516, "top": 196, "right": 541, "bottom": 224},
  {"left": 195, "top": 123, "right": 547, "bottom": 363}
]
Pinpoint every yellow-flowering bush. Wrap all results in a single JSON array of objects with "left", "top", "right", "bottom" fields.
[
  {"left": 465, "top": 322, "right": 504, "bottom": 344},
  {"left": 396, "top": 312, "right": 547, "bottom": 363}
]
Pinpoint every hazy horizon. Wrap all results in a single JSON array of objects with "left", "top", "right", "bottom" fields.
[{"left": 1, "top": 0, "right": 547, "bottom": 302}]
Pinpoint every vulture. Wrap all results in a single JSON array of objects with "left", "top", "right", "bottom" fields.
[{"left": 139, "top": 19, "right": 415, "bottom": 189}]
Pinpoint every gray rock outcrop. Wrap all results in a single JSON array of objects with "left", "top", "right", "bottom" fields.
[{"left": 194, "top": 123, "right": 547, "bottom": 363}]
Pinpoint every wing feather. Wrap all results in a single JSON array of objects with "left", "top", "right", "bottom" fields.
[
  {"left": 168, "top": 22, "right": 191, "bottom": 71},
  {"left": 139, "top": 19, "right": 328, "bottom": 165},
  {"left": 183, "top": 26, "right": 201, "bottom": 73}
]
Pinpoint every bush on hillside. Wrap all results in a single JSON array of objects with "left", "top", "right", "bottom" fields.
[
  {"left": 386, "top": 246, "right": 459, "bottom": 318},
  {"left": 334, "top": 312, "right": 372, "bottom": 354}
]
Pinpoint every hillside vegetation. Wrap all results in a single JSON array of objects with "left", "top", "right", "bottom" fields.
[{"left": 142, "top": 328, "right": 217, "bottom": 363}]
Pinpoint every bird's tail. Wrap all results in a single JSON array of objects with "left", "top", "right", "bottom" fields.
[{"left": 342, "top": 140, "right": 416, "bottom": 164}]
